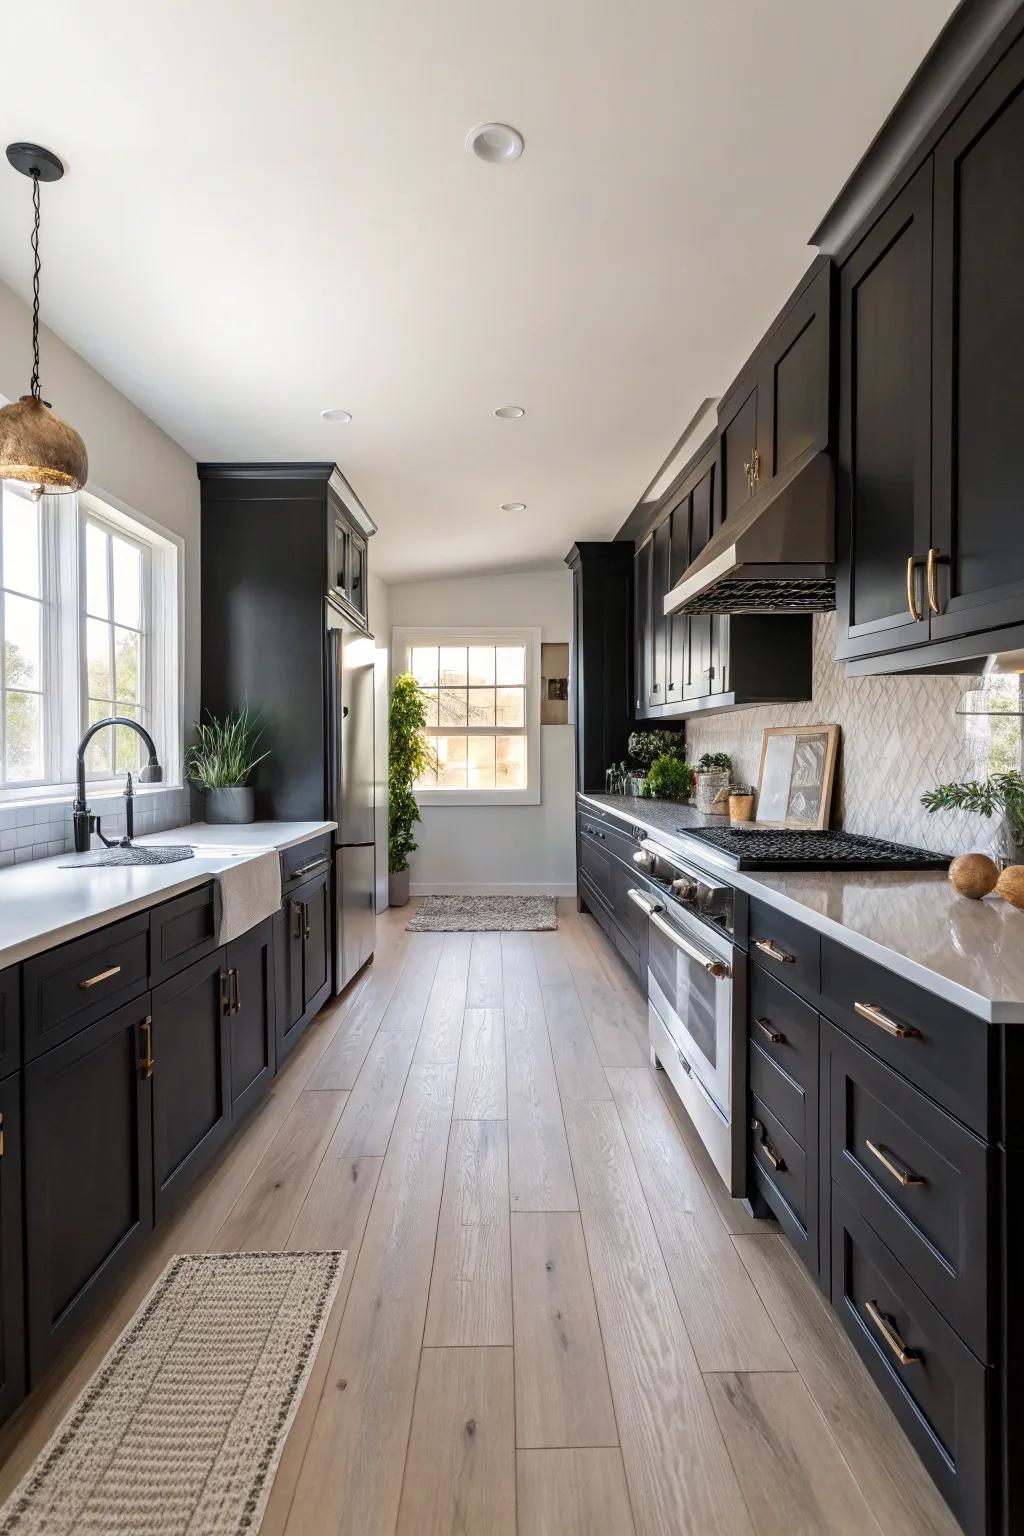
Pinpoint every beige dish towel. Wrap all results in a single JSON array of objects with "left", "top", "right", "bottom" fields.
[{"left": 215, "top": 850, "right": 282, "bottom": 945}]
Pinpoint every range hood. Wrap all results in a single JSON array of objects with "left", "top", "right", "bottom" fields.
[{"left": 664, "top": 444, "right": 836, "bottom": 617}]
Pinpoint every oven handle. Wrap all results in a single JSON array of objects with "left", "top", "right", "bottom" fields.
[
  {"left": 626, "top": 888, "right": 663, "bottom": 917},
  {"left": 649, "top": 908, "right": 730, "bottom": 980}
]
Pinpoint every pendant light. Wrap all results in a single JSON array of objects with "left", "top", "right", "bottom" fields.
[{"left": 0, "top": 143, "right": 88, "bottom": 495}]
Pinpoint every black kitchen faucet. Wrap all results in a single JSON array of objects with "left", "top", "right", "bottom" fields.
[{"left": 72, "top": 716, "right": 163, "bottom": 853}]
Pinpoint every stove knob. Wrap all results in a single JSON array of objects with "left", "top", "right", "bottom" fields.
[
  {"left": 633, "top": 850, "right": 655, "bottom": 872},
  {"left": 671, "top": 877, "right": 699, "bottom": 901}
]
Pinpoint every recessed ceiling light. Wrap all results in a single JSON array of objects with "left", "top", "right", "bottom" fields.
[
  {"left": 494, "top": 405, "right": 525, "bottom": 419},
  {"left": 501, "top": 502, "right": 526, "bottom": 513},
  {"left": 321, "top": 408, "right": 352, "bottom": 423},
  {"left": 466, "top": 122, "right": 525, "bottom": 164}
]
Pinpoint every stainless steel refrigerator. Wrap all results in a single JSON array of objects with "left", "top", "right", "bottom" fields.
[{"left": 326, "top": 602, "right": 376, "bottom": 992}]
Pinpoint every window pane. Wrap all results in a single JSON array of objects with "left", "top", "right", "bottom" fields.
[
  {"left": 115, "top": 708, "right": 143, "bottom": 773},
  {"left": 87, "top": 617, "right": 112, "bottom": 699},
  {"left": 411, "top": 646, "right": 438, "bottom": 687},
  {"left": 415, "top": 741, "right": 437, "bottom": 788},
  {"left": 438, "top": 687, "right": 468, "bottom": 727},
  {"left": 496, "top": 735, "right": 526, "bottom": 788},
  {"left": 436, "top": 735, "right": 468, "bottom": 788},
  {"left": 439, "top": 646, "right": 468, "bottom": 687},
  {"left": 86, "top": 521, "right": 109, "bottom": 618},
  {"left": 468, "top": 646, "right": 495, "bottom": 686},
  {"left": 468, "top": 735, "right": 495, "bottom": 788},
  {"left": 468, "top": 687, "right": 495, "bottom": 726},
  {"left": 496, "top": 686, "right": 524, "bottom": 727},
  {"left": 418, "top": 688, "right": 439, "bottom": 728},
  {"left": 112, "top": 537, "right": 142, "bottom": 628},
  {"left": 85, "top": 698, "right": 113, "bottom": 774},
  {"left": 4, "top": 593, "right": 41, "bottom": 689},
  {"left": 2, "top": 493, "right": 40, "bottom": 597},
  {"left": 496, "top": 646, "right": 525, "bottom": 685},
  {"left": 114, "top": 626, "right": 140, "bottom": 703},
  {"left": 4, "top": 690, "right": 42, "bottom": 780}
]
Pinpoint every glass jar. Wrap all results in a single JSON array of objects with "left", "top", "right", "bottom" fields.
[{"left": 695, "top": 769, "right": 731, "bottom": 815}]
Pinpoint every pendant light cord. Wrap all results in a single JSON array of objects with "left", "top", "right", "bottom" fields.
[{"left": 29, "top": 168, "right": 41, "bottom": 400}]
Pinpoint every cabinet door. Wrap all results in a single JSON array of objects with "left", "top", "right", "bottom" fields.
[
  {"left": 649, "top": 517, "right": 671, "bottom": 708},
  {"left": 930, "top": 35, "right": 1024, "bottom": 643},
  {"left": 633, "top": 537, "right": 653, "bottom": 716},
  {"left": 757, "top": 263, "right": 832, "bottom": 481},
  {"left": 226, "top": 918, "right": 276, "bottom": 1122},
  {"left": 684, "top": 466, "right": 714, "bottom": 699},
  {"left": 665, "top": 498, "right": 688, "bottom": 707},
  {"left": 0, "top": 1073, "right": 24, "bottom": 1426},
  {"left": 151, "top": 951, "right": 231, "bottom": 1221},
  {"left": 836, "top": 163, "right": 933, "bottom": 661},
  {"left": 347, "top": 530, "right": 367, "bottom": 621},
  {"left": 718, "top": 378, "right": 758, "bottom": 524},
  {"left": 25, "top": 997, "right": 153, "bottom": 1380},
  {"left": 0, "top": 968, "right": 19, "bottom": 1081},
  {"left": 276, "top": 901, "right": 306, "bottom": 1065},
  {"left": 301, "top": 869, "right": 331, "bottom": 1013}
]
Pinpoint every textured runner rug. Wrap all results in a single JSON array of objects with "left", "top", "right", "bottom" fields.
[
  {"left": 0, "top": 1249, "right": 346, "bottom": 1536},
  {"left": 407, "top": 894, "right": 558, "bottom": 932}
]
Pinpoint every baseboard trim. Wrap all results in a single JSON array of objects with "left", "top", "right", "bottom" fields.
[{"left": 409, "top": 881, "right": 576, "bottom": 897}]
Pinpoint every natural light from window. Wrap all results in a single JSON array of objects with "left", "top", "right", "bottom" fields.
[
  {"left": 0, "top": 484, "right": 45, "bottom": 784},
  {"left": 411, "top": 642, "right": 528, "bottom": 791}
]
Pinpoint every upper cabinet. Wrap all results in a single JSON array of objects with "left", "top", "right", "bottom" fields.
[{"left": 329, "top": 491, "right": 369, "bottom": 628}]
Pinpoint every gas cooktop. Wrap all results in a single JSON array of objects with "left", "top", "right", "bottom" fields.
[{"left": 676, "top": 826, "right": 951, "bottom": 872}]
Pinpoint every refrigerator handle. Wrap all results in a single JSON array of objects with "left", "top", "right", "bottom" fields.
[{"left": 326, "top": 625, "right": 342, "bottom": 828}]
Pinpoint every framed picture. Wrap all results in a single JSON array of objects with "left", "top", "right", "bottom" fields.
[
  {"left": 540, "top": 642, "right": 570, "bottom": 725},
  {"left": 754, "top": 724, "right": 840, "bottom": 829}
]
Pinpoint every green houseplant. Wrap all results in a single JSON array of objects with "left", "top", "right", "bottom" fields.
[
  {"left": 922, "top": 772, "right": 1024, "bottom": 861},
  {"left": 641, "top": 754, "right": 695, "bottom": 802},
  {"left": 388, "top": 674, "right": 434, "bottom": 906},
  {"left": 185, "top": 705, "right": 269, "bottom": 824},
  {"left": 628, "top": 729, "right": 686, "bottom": 769}
]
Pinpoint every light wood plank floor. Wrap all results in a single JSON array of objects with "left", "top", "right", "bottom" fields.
[{"left": 0, "top": 899, "right": 962, "bottom": 1535}]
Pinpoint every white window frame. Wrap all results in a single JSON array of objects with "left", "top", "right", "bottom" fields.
[
  {"left": 0, "top": 481, "right": 57, "bottom": 790},
  {"left": 393, "top": 625, "right": 542, "bottom": 807},
  {"left": 79, "top": 509, "right": 153, "bottom": 779}
]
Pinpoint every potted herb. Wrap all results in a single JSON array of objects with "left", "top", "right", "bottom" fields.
[
  {"left": 695, "top": 751, "right": 732, "bottom": 815},
  {"left": 388, "top": 673, "right": 434, "bottom": 906},
  {"left": 185, "top": 705, "right": 268, "bottom": 824},
  {"left": 627, "top": 729, "right": 687, "bottom": 797},
  {"left": 922, "top": 772, "right": 1024, "bottom": 864},
  {"left": 640, "top": 754, "right": 695, "bottom": 802}
]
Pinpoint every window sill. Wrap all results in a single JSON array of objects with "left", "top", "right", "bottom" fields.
[
  {"left": 415, "top": 788, "right": 541, "bottom": 808},
  {"left": 0, "top": 782, "right": 185, "bottom": 811}
]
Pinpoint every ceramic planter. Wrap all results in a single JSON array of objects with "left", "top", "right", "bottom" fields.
[
  {"left": 389, "top": 868, "right": 411, "bottom": 907},
  {"left": 204, "top": 786, "right": 255, "bottom": 824}
]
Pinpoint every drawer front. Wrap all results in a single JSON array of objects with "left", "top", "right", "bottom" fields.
[
  {"left": 750, "top": 1043, "right": 809, "bottom": 1149},
  {"left": 750, "top": 1094, "right": 809, "bottom": 1230},
  {"left": 831, "top": 1187, "right": 990, "bottom": 1535},
  {"left": 821, "top": 937, "right": 992, "bottom": 1137},
  {"left": 578, "top": 826, "right": 616, "bottom": 906},
  {"left": 0, "top": 967, "right": 20, "bottom": 1080},
  {"left": 826, "top": 1021, "right": 991, "bottom": 1361},
  {"left": 149, "top": 882, "right": 218, "bottom": 986},
  {"left": 748, "top": 898, "right": 820, "bottom": 1005},
  {"left": 23, "top": 913, "right": 150, "bottom": 1061},
  {"left": 280, "top": 834, "right": 332, "bottom": 896},
  {"left": 750, "top": 967, "right": 818, "bottom": 1118}
]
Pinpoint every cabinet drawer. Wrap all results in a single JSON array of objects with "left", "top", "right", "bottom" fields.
[
  {"left": 0, "top": 967, "right": 20, "bottom": 1080},
  {"left": 748, "top": 898, "right": 820, "bottom": 1005},
  {"left": 826, "top": 1021, "right": 991, "bottom": 1361},
  {"left": 23, "top": 913, "right": 150, "bottom": 1061},
  {"left": 578, "top": 827, "right": 616, "bottom": 906},
  {"left": 149, "top": 882, "right": 218, "bottom": 986},
  {"left": 280, "top": 835, "right": 332, "bottom": 896},
  {"left": 821, "top": 937, "right": 992, "bottom": 1137},
  {"left": 831, "top": 1187, "right": 990, "bottom": 1535},
  {"left": 750, "top": 1094, "right": 810, "bottom": 1230},
  {"left": 750, "top": 1043, "right": 810, "bottom": 1150},
  {"left": 749, "top": 966, "right": 818, "bottom": 1138}
]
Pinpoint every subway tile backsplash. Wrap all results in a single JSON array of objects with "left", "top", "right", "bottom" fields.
[{"left": 0, "top": 787, "right": 192, "bottom": 870}]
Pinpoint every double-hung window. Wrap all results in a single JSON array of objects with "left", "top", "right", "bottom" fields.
[
  {"left": 394, "top": 627, "right": 541, "bottom": 806},
  {"left": 0, "top": 482, "right": 48, "bottom": 786},
  {"left": 82, "top": 515, "right": 151, "bottom": 775}
]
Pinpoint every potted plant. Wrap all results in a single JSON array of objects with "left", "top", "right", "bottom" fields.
[
  {"left": 640, "top": 754, "right": 695, "bottom": 802},
  {"left": 388, "top": 673, "right": 434, "bottom": 906},
  {"left": 185, "top": 705, "right": 268, "bottom": 824},
  {"left": 922, "top": 772, "right": 1024, "bottom": 865},
  {"left": 627, "top": 729, "right": 687, "bottom": 797},
  {"left": 695, "top": 751, "right": 733, "bottom": 815}
]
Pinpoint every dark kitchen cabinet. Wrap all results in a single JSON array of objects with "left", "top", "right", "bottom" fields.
[
  {"left": 718, "top": 370, "right": 759, "bottom": 524},
  {"left": 330, "top": 493, "right": 369, "bottom": 628},
  {"left": 649, "top": 517, "right": 671, "bottom": 708},
  {"left": 226, "top": 918, "right": 276, "bottom": 1123},
  {"left": 682, "top": 451, "right": 716, "bottom": 701},
  {"left": 0, "top": 967, "right": 19, "bottom": 1081},
  {"left": 0, "top": 1073, "right": 24, "bottom": 1426},
  {"left": 276, "top": 868, "right": 332, "bottom": 1066},
  {"left": 151, "top": 951, "right": 231, "bottom": 1221},
  {"left": 25, "top": 997, "right": 154, "bottom": 1380},
  {"left": 565, "top": 542, "right": 634, "bottom": 794},
  {"left": 633, "top": 537, "right": 653, "bottom": 715}
]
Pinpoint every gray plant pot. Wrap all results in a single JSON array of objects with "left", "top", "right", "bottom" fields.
[
  {"left": 389, "top": 868, "right": 410, "bottom": 907},
  {"left": 204, "top": 786, "right": 255, "bottom": 825}
]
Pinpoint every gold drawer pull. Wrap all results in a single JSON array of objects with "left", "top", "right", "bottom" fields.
[
  {"left": 138, "top": 1016, "right": 154, "bottom": 1080},
  {"left": 751, "top": 1117, "right": 785, "bottom": 1171},
  {"left": 754, "top": 938, "right": 795, "bottom": 965},
  {"left": 866, "top": 1139, "right": 925, "bottom": 1188},
  {"left": 906, "top": 556, "right": 923, "bottom": 623},
  {"left": 854, "top": 1001, "right": 918, "bottom": 1039},
  {"left": 78, "top": 963, "right": 122, "bottom": 990},
  {"left": 926, "top": 547, "right": 944, "bottom": 616},
  {"left": 754, "top": 1016, "right": 785, "bottom": 1045},
  {"left": 864, "top": 1299, "right": 919, "bottom": 1365}
]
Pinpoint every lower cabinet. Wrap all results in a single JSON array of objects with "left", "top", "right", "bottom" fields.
[
  {"left": 151, "top": 952, "right": 231, "bottom": 1222},
  {"left": 226, "top": 918, "right": 276, "bottom": 1121},
  {"left": 276, "top": 868, "right": 332, "bottom": 1065},
  {"left": 0, "top": 1072, "right": 25, "bottom": 1424},
  {"left": 24, "top": 997, "right": 154, "bottom": 1381}
]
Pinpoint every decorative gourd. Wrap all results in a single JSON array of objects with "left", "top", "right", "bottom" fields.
[
  {"left": 948, "top": 853, "right": 999, "bottom": 900},
  {"left": 996, "top": 865, "right": 1024, "bottom": 910}
]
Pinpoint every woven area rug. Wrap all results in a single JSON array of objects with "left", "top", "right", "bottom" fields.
[
  {"left": 0, "top": 1250, "right": 346, "bottom": 1536},
  {"left": 407, "top": 894, "right": 558, "bottom": 932}
]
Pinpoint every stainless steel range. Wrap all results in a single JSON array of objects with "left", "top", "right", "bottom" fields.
[{"left": 675, "top": 825, "right": 950, "bottom": 872}]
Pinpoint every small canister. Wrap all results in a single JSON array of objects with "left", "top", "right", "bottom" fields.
[{"left": 729, "top": 788, "right": 755, "bottom": 823}]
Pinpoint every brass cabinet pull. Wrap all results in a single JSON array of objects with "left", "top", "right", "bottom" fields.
[
  {"left": 926, "top": 547, "right": 943, "bottom": 615},
  {"left": 854, "top": 1001, "right": 918, "bottom": 1039},
  {"left": 78, "top": 963, "right": 122, "bottom": 990},
  {"left": 230, "top": 967, "right": 241, "bottom": 1015},
  {"left": 291, "top": 900, "right": 303, "bottom": 941},
  {"left": 866, "top": 1139, "right": 925, "bottom": 1188},
  {"left": 138, "top": 1016, "right": 154, "bottom": 1080},
  {"left": 754, "top": 938, "right": 795, "bottom": 965},
  {"left": 220, "top": 969, "right": 232, "bottom": 1014},
  {"left": 864, "top": 1299, "right": 919, "bottom": 1365},
  {"left": 750, "top": 1117, "right": 785, "bottom": 1171},
  {"left": 743, "top": 459, "right": 752, "bottom": 491},
  {"left": 754, "top": 1016, "right": 786, "bottom": 1045},
  {"left": 752, "top": 448, "right": 761, "bottom": 485},
  {"left": 287, "top": 855, "right": 330, "bottom": 882},
  {"left": 906, "top": 557, "right": 923, "bottom": 623}
]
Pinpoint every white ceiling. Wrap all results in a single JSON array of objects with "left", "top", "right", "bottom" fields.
[{"left": 0, "top": 0, "right": 956, "bottom": 584}]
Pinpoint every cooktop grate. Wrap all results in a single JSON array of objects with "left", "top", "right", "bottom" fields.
[{"left": 677, "top": 826, "right": 950, "bottom": 871}]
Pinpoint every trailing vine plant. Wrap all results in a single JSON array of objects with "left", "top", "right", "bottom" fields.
[{"left": 388, "top": 674, "right": 434, "bottom": 875}]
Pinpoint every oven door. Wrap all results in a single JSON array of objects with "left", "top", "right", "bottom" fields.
[{"left": 642, "top": 895, "right": 733, "bottom": 1118}]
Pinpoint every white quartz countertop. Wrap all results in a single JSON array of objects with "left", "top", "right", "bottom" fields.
[
  {"left": 0, "top": 820, "right": 336, "bottom": 970},
  {"left": 580, "top": 793, "right": 1024, "bottom": 1024}
]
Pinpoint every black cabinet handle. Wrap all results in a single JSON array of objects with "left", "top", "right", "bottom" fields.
[
  {"left": 288, "top": 855, "right": 330, "bottom": 882},
  {"left": 303, "top": 903, "right": 311, "bottom": 942},
  {"left": 291, "top": 900, "right": 303, "bottom": 941}
]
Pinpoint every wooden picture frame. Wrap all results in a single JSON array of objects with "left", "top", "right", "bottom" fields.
[{"left": 754, "top": 724, "right": 840, "bottom": 830}]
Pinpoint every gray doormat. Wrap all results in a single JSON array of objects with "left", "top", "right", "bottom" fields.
[
  {"left": 0, "top": 1250, "right": 346, "bottom": 1536},
  {"left": 407, "top": 894, "right": 558, "bottom": 932}
]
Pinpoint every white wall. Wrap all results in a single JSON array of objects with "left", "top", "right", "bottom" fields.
[
  {"left": 368, "top": 570, "right": 391, "bottom": 912},
  {"left": 387, "top": 568, "right": 576, "bottom": 895},
  {"left": 0, "top": 279, "right": 201, "bottom": 735}
]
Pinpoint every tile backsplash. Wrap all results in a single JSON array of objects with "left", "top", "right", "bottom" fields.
[
  {"left": 0, "top": 786, "right": 192, "bottom": 869},
  {"left": 684, "top": 612, "right": 1017, "bottom": 858}
]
